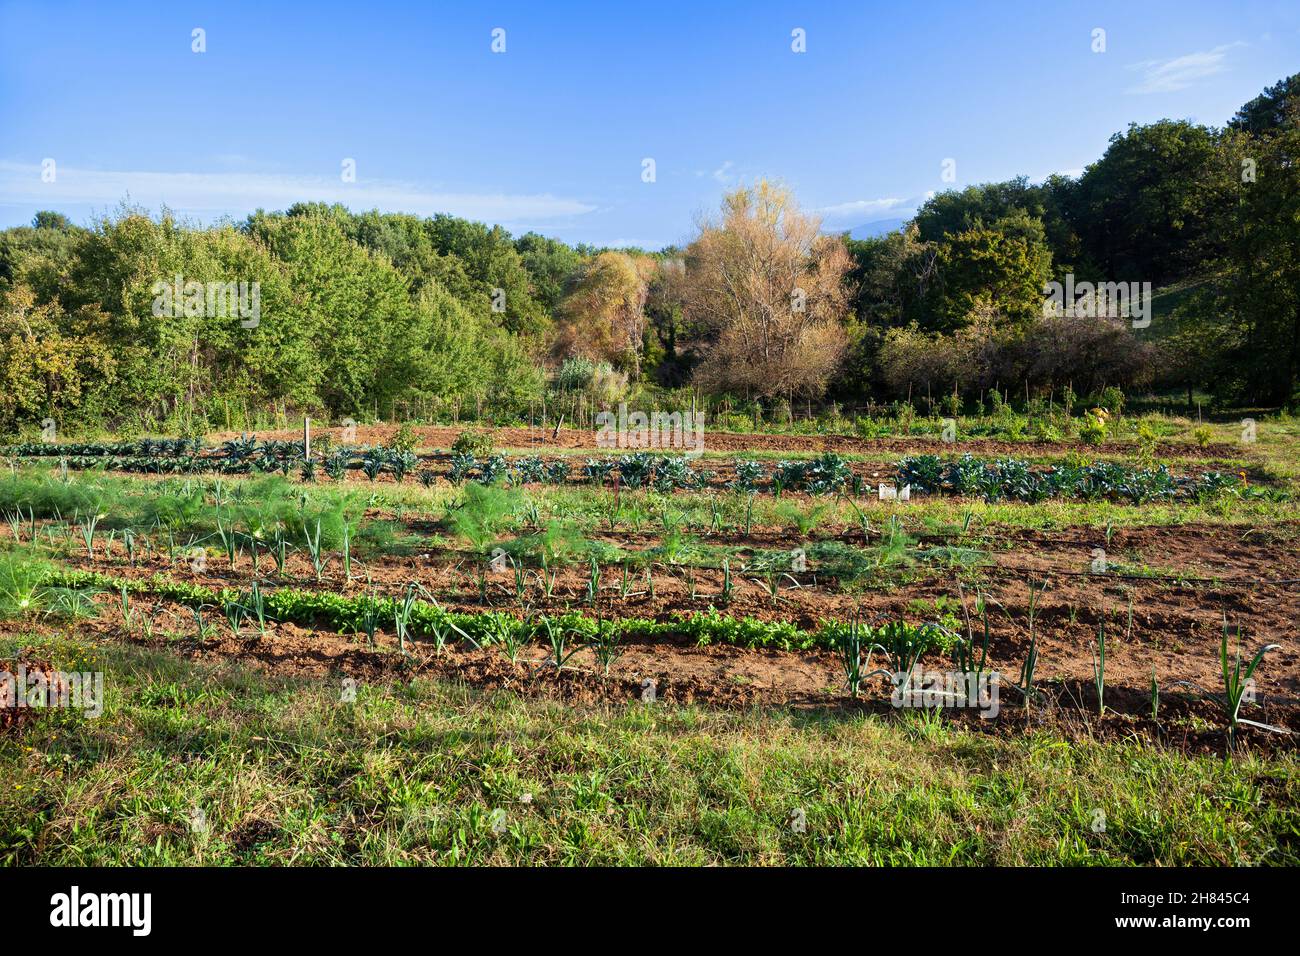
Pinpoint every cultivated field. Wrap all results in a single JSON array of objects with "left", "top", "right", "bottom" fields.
[{"left": 2, "top": 414, "right": 1298, "bottom": 865}]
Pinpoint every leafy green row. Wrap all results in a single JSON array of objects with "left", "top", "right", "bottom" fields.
[
  {"left": 1, "top": 438, "right": 203, "bottom": 458},
  {"left": 46, "top": 567, "right": 939, "bottom": 654},
  {"left": 896, "top": 454, "right": 1255, "bottom": 504}
]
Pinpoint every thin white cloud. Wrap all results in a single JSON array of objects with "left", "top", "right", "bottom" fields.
[
  {"left": 1126, "top": 42, "right": 1244, "bottom": 95},
  {"left": 0, "top": 161, "right": 597, "bottom": 223},
  {"left": 711, "top": 160, "right": 735, "bottom": 184},
  {"left": 816, "top": 197, "right": 906, "bottom": 221}
]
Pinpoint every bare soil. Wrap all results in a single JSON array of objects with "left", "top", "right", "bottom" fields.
[
  {"left": 31, "top": 519, "right": 1300, "bottom": 754},
  {"left": 206, "top": 423, "right": 1249, "bottom": 462}
]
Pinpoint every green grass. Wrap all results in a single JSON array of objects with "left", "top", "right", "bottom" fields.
[{"left": 1, "top": 635, "right": 1294, "bottom": 865}]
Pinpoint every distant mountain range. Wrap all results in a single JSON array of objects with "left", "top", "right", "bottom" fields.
[{"left": 845, "top": 217, "right": 909, "bottom": 239}]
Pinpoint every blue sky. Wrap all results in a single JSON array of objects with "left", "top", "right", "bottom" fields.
[{"left": 1, "top": 0, "right": 1296, "bottom": 248}]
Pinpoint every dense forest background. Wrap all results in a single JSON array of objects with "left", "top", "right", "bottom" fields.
[{"left": 1, "top": 73, "right": 1297, "bottom": 436}]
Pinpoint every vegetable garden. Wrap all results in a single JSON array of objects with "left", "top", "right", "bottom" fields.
[{"left": 2, "top": 417, "right": 1298, "bottom": 865}]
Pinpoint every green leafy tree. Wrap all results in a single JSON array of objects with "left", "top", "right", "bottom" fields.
[
  {"left": 931, "top": 220, "right": 1051, "bottom": 331},
  {"left": 1072, "top": 120, "right": 1220, "bottom": 284}
]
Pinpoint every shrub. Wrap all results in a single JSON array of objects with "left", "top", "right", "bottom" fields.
[
  {"left": 392, "top": 421, "right": 418, "bottom": 455},
  {"left": 1078, "top": 411, "right": 1108, "bottom": 445},
  {"left": 556, "top": 356, "right": 596, "bottom": 391},
  {"left": 1096, "top": 386, "right": 1125, "bottom": 416},
  {"left": 451, "top": 428, "right": 495, "bottom": 459}
]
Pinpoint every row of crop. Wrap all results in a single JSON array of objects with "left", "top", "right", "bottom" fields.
[
  {"left": 896, "top": 454, "right": 1247, "bottom": 504},
  {"left": 4, "top": 438, "right": 204, "bottom": 458},
  {"left": 10, "top": 444, "right": 1264, "bottom": 505},
  {"left": 10, "top": 446, "right": 420, "bottom": 479},
  {"left": 22, "top": 562, "right": 1282, "bottom": 737},
  {"left": 47, "top": 566, "right": 952, "bottom": 657},
  {"left": 10, "top": 446, "right": 870, "bottom": 497}
]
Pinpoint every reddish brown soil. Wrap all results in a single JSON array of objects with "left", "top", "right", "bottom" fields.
[
  {"left": 29, "top": 518, "right": 1300, "bottom": 753},
  {"left": 7, "top": 597, "right": 1292, "bottom": 755},
  {"left": 207, "top": 423, "right": 1247, "bottom": 461},
  {"left": 0, "top": 656, "right": 56, "bottom": 735}
]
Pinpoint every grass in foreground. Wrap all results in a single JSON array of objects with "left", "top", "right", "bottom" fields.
[{"left": 1, "top": 634, "right": 1296, "bottom": 866}]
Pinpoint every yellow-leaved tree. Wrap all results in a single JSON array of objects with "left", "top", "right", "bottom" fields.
[{"left": 683, "top": 180, "right": 851, "bottom": 401}]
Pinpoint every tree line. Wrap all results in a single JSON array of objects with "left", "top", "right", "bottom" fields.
[{"left": 1, "top": 73, "right": 1296, "bottom": 435}]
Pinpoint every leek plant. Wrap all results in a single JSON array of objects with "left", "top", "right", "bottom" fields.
[
  {"left": 490, "top": 614, "right": 530, "bottom": 663},
  {"left": 270, "top": 526, "right": 291, "bottom": 576},
  {"left": 302, "top": 517, "right": 328, "bottom": 582},
  {"left": 588, "top": 618, "right": 623, "bottom": 677},
  {"left": 392, "top": 583, "right": 423, "bottom": 655},
  {"left": 223, "top": 595, "right": 247, "bottom": 636},
  {"left": 341, "top": 522, "right": 353, "bottom": 582},
  {"left": 46, "top": 586, "right": 102, "bottom": 621},
  {"left": 119, "top": 584, "right": 133, "bottom": 628},
  {"left": 834, "top": 617, "right": 890, "bottom": 697},
  {"left": 1091, "top": 620, "right": 1107, "bottom": 716},
  {"left": 585, "top": 556, "right": 600, "bottom": 606},
  {"left": 216, "top": 521, "right": 239, "bottom": 568},
  {"left": 541, "top": 616, "right": 581, "bottom": 670},
  {"left": 1170, "top": 618, "right": 1287, "bottom": 747},
  {"left": 246, "top": 580, "right": 268, "bottom": 636},
  {"left": 193, "top": 605, "right": 214, "bottom": 642},
  {"left": 78, "top": 512, "right": 102, "bottom": 559}
]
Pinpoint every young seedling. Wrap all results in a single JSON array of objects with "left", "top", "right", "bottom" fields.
[
  {"left": 1170, "top": 618, "right": 1286, "bottom": 748},
  {"left": 213, "top": 520, "right": 234, "bottom": 568},
  {"left": 79, "top": 512, "right": 102, "bottom": 559},
  {"left": 1090, "top": 619, "right": 1107, "bottom": 716},
  {"left": 271, "top": 526, "right": 291, "bottom": 576},
  {"left": 393, "top": 582, "right": 423, "bottom": 655},
  {"left": 302, "top": 517, "right": 328, "bottom": 582},
  {"left": 588, "top": 618, "right": 623, "bottom": 677},
  {"left": 223, "top": 594, "right": 247, "bottom": 636},
  {"left": 192, "top": 604, "right": 214, "bottom": 642},
  {"left": 834, "top": 617, "right": 890, "bottom": 697},
  {"left": 585, "top": 556, "right": 600, "bottom": 606},
  {"left": 237, "top": 582, "right": 262, "bottom": 635},
  {"left": 119, "top": 583, "right": 133, "bottom": 628},
  {"left": 541, "top": 616, "right": 581, "bottom": 670},
  {"left": 341, "top": 522, "right": 353, "bottom": 582},
  {"left": 45, "top": 586, "right": 102, "bottom": 621},
  {"left": 1012, "top": 580, "right": 1046, "bottom": 704},
  {"left": 353, "top": 592, "right": 382, "bottom": 649},
  {"left": 540, "top": 555, "right": 557, "bottom": 598},
  {"left": 490, "top": 614, "right": 530, "bottom": 664}
]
